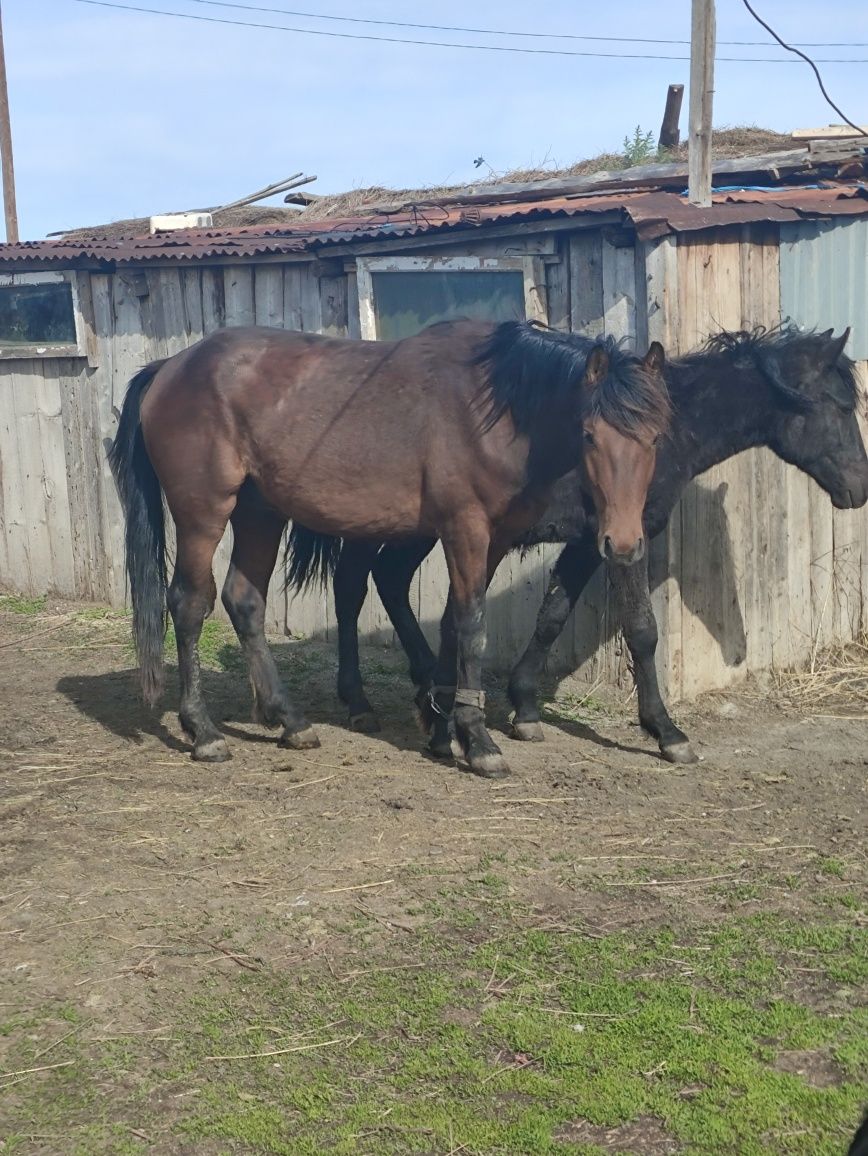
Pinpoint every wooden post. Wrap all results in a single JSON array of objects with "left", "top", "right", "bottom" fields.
[
  {"left": 659, "top": 84, "right": 684, "bottom": 151},
  {"left": 688, "top": 0, "right": 715, "bottom": 207},
  {"left": 0, "top": 1, "right": 18, "bottom": 243}
]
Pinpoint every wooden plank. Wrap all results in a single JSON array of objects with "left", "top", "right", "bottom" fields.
[
  {"left": 792, "top": 125, "right": 868, "bottom": 140},
  {"left": 568, "top": 232, "right": 604, "bottom": 338},
  {"left": 34, "top": 365, "right": 75, "bottom": 595},
  {"left": 0, "top": 365, "right": 32, "bottom": 591},
  {"left": 544, "top": 239, "right": 570, "bottom": 331},
  {"left": 201, "top": 267, "right": 226, "bottom": 333},
  {"left": 89, "top": 273, "right": 126, "bottom": 605},
  {"left": 10, "top": 364, "right": 54, "bottom": 594},
  {"left": 146, "top": 268, "right": 188, "bottom": 357},
  {"left": 297, "top": 263, "right": 323, "bottom": 333},
  {"left": 223, "top": 266, "right": 255, "bottom": 328},
  {"left": 181, "top": 267, "right": 205, "bottom": 343},
  {"left": 58, "top": 364, "right": 96, "bottom": 598},
  {"left": 601, "top": 235, "right": 637, "bottom": 343},
  {"left": 255, "top": 266, "right": 284, "bottom": 329},
  {"left": 809, "top": 473, "right": 836, "bottom": 658},
  {"left": 319, "top": 274, "right": 348, "bottom": 337},
  {"left": 857, "top": 363, "right": 868, "bottom": 635},
  {"left": 487, "top": 547, "right": 547, "bottom": 673},
  {"left": 346, "top": 272, "right": 361, "bottom": 340}
]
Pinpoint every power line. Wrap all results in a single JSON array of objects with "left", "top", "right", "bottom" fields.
[
  {"left": 71, "top": 0, "right": 868, "bottom": 63},
  {"left": 741, "top": 0, "right": 868, "bottom": 135},
  {"left": 179, "top": 0, "right": 868, "bottom": 49}
]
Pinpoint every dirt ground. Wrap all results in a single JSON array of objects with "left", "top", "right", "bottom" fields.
[{"left": 0, "top": 598, "right": 865, "bottom": 1155}]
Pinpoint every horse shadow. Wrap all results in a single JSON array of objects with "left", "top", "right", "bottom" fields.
[{"left": 56, "top": 638, "right": 435, "bottom": 760}]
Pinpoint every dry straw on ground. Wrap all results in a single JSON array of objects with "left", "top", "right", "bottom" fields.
[{"left": 774, "top": 634, "right": 868, "bottom": 711}]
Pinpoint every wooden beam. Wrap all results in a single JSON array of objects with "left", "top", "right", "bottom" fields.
[
  {"left": 688, "top": 0, "right": 716, "bottom": 207},
  {"left": 792, "top": 125, "right": 868, "bottom": 140},
  {"left": 659, "top": 84, "right": 684, "bottom": 150},
  {"left": 0, "top": 2, "right": 18, "bottom": 243}
]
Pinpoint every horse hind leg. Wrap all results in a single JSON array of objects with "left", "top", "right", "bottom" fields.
[
  {"left": 333, "top": 540, "right": 381, "bottom": 733},
  {"left": 168, "top": 520, "right": 234, "bottom": 762},
  {"left": 222, "top": 492, "right": 319, "bottom": 750}
]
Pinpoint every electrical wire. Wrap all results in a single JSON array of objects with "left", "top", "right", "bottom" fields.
[
  {"left": 71, "top": 0, "right": 868, "bottom": 63},
  {"left": 741, "top": 0, "right": 868, "bottom": 135},
  {"left": 178, "top": 0, "right": 868, "bottom": 49}
]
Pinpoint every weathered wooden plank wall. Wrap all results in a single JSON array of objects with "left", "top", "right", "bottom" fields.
[{"left": 1, "top": 223, "right": 866, "bottom": 707}]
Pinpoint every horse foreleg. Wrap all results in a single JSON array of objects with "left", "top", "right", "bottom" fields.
[
  {"left": 610, "top": 557, "right": 697, "bottom": 765},
  {"left": 438, "top": 524, "right": 510, "bottom": 779},
  {"left": 333, "top": 540, "right": 381, "bottom": 732},
  {"left": 223, "top": 496, "right": 319, "bottom": 750},
  {"left": 508, "top": 537, "right": 601, "bottom": 741},
  {"left": 168, "top": 520, "right": 234, "bottom": 762}
]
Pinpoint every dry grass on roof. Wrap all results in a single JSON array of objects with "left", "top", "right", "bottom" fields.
[
  {"left": 295, "top": 126, "right": 795, "bottom": 217},
  {"left": 56, "top": 126, "right": 795, "bottom": 238}
]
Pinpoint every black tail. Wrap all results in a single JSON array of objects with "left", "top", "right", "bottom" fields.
[
  {"left": 283, "top": 523, "right": 343, "bottom": 592},
  {"left": 107, "top": 361, "right": 168, "bottom": 707}
]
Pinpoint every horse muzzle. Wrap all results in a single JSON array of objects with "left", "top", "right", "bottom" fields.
[{"left": 600, "top": 534, "right": 646, "bottom": 566}]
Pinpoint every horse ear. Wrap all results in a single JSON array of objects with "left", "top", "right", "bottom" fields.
[
  {"left": 583, "top": 346, "right": 610, "bottom": 387},
  {"left": 825, "top": 328, "right": 850, "bottom": 365},
  {"left": 643, "top": 341, "right": 665, "bottom": 375}
]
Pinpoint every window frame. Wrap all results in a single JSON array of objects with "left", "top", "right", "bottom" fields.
[
  {"left": 0, "top": 270, "right": 88, "bottom": 360},
  {"left": 355, "top": 255, "right": 548, "bottom": 340}
]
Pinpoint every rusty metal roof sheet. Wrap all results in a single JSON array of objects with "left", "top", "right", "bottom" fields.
[{"left": 1, "top": 185, "right": 867, "bottom": 266}]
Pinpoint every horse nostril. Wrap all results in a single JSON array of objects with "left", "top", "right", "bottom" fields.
[
  {"left": 603, "top": 536, "right": 614, "bottom": 559},
  {"left": 633, "top": 537, "right": 646, "bottom": 562}
]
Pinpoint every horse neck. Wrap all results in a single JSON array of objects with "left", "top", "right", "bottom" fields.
[{"left": 667, "top": 354, "right": 773, "bottom": 478}]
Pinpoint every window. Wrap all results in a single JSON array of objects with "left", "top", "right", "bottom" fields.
[
  {"left": 0, "top": 271, "right": 86, "bottom": 358},
  {"left": 356, "top": 256, "right": 547, "bottom": 340}
]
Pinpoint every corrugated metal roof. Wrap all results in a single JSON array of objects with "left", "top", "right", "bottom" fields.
[
  {"left": 1, "top": 185, "right": 867, "bottom": 266},
  {"left": 780, "top": 216, "right": 868, "bottom": 360}
]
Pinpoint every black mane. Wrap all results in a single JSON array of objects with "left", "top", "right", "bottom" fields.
[
  {"left": 474, "top": 321, "right": 671, "bottom": 438},
  {"left": 679, "top": 322, "right": 859, "bottom": 410}
]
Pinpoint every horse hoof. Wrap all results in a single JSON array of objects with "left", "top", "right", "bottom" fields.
[
  {"left": 350, "top": 711, "right": 381, "bottom": 734},
  {"left": 510, "top": 720, "right": 544, "bottom": 743},
  {"left": 279, "top": 726, "right": 321, "bottom": 750},
  {"left": 427, "top": 737, "right": 454, "bottom": 760},
  {"left": 467, "top": 752, "right": 511, "bottom": 779},
  {"left": 193, "top": 738, "right": 231, "bottom": 763},
  {"left": 661, "top": 740, "right": 698, "bottom": 765}
]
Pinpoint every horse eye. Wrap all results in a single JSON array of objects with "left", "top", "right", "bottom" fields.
[{"left": 583, "top": 429, "right": 595, "bottom": 447}]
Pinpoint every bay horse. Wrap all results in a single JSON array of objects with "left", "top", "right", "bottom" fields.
[
  {"left": 285, "top": 324, "right": 868, "bottom": 763},
  {"left": 108, "top": 319, "right": 670, "bottom": 776}
]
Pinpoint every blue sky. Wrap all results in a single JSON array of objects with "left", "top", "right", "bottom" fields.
[{"left": 4, "top": 0, "right": 867, "bottom": 238}]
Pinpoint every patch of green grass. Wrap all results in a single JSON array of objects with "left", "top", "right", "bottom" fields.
[
  {"left": 540, "top": 687, "right": 612, "bottom": 728},
  {"left": 3, "top": 914, "right": 865, "bottom": 1155},
  {"left": 814, "top": 856, "right": 846, "bottom": 879},
  {"left": 74, "top": 605, "right": 129, "bottom": 622},
  {"left": 0, "top": 592, "right": 47, "bottom": 614},
  {"left": 160, "top": 618, "right": 244, "bottom": 673}
]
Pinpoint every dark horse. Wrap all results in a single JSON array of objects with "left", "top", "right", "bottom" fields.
[
  {"left": 285, "top": 325, "right": 868, "bottom": 763},
  {"left": 108, "top": 320, "right": 670, "bottom": 776}
]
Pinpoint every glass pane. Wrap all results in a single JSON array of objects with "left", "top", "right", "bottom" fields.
[
  {"left": 372, "top": 270, "right": 525, "bottom": 341},
  {"left": 0, "top": 281, "right": 77, "bottom": 346}
]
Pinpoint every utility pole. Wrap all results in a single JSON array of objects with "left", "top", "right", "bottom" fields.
[
  {"left": 688, "top": 0, "right": 715, "bottom": 207},
  {"left": 0, "top": 1, "right": 19, "bottom": 243}
]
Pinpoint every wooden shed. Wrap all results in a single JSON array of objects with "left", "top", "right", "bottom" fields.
[{"left": 1, "top": 140, "right": 867, "bottom": 701}]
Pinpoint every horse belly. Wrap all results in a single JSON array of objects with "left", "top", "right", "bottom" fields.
[{"left": 253, "top": 464, "right": 427, "bottom": 540}]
